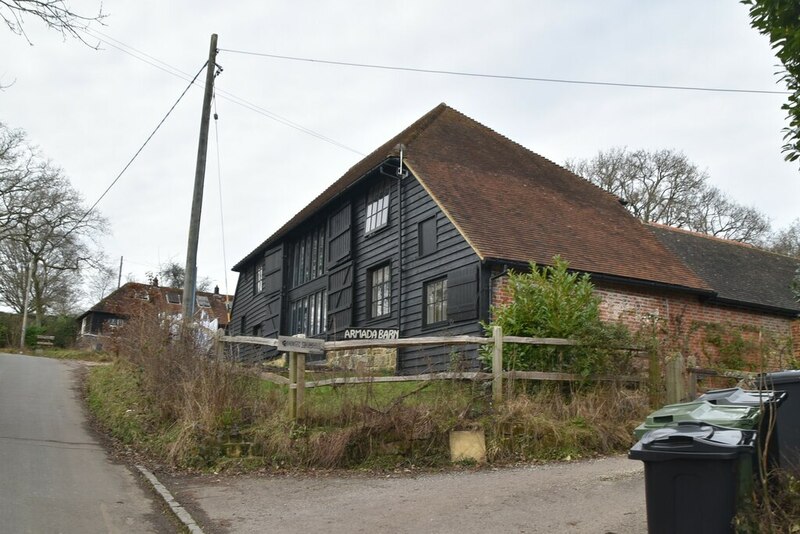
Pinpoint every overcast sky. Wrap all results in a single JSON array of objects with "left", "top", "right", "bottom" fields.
[{"left": 1, "top": 0, "right": 797, "bottom": 308}]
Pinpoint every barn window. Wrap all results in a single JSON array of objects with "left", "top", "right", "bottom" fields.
[
  {"left": 291, "top": 225, "right": 326, "bottom": 287},
  {"left": 418, "top": 216, "right": 437, "bottom": 257},
  {"left": 368, "top": 263, "right": 391, "bottom": 319},
  {"left": 423, "top": 277, "right": 448, "bottom": 326},
  {"left": 289, "top": 289, "right": 327, "bottom": 336},
  {"left": 365, "top": 181, "right": 390, "bottom": 234},
  {"left": 255, "top": 263, "right": 264, "bottom": 294}
]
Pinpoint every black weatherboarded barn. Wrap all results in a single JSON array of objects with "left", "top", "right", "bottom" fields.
[{"left": 230, "top": 104, "right": 708, "bottom": 373}]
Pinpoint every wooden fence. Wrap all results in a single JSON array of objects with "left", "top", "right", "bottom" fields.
[
  {"left": 215, "top": 326, "right": 649, "bottom": 421},
  {"left": 661, "top": 353, "right": 759, "bottom": 404}
]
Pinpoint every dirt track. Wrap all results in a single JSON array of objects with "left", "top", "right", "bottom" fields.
[{"left": 162, "top": 455, "right": 647, "bottom": 533}]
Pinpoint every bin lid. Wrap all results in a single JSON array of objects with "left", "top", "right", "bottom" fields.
[
  {"left": 759, "top": 370, "right": 800, "bottom": 386},
  {"left": 699, "top": 387, "right": 787, "bottom": 407},
  {"left": 641, "top": 401, "right": 760, "bottom": 430},
  {"left": 629, "top": 422, "right": 755, "bottom": 462}
]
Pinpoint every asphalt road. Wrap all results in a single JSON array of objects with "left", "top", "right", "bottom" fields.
[
  {"left": 0, "top": 353, "right": 171, "bottom": 533},
  {"left": 164, "top": 455, "right": 647, "bottom": 533}
]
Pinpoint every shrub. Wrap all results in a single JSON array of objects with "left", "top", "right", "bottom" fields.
[
  {"left": 24, "top": 325, "right": 47, "bottom": 347},
  {"left": 481, "top": 256, "right": 632, "bottom": 376},
  {"left": 109, "top": 306, "right": 269, "bottom": 467}
]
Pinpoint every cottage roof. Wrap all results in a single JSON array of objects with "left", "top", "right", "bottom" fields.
[
  {"left": 649, "top": 224, "right": 800, "bottom": 315},
  {"left": 78, "top": 282, "right": 233, "bottom": 326},
  {"left": 234, "top": 103, "right": 710, "bottom": 292}
]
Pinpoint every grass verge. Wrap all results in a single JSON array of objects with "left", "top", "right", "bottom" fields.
[{"left": 86, "top": 357, "right": 649, "bottom": 471}]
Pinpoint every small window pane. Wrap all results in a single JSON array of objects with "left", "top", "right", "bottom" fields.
[
  {"left": 424, "top": 278, "right": 447, "bottom": 325},
  {"left": 369, "top": 264, "right": 391, "bottom": 318},
  {"left": 166, "top": 293, "right": 181, "bottom": 304},
  {"left": 196, "top": 295, "right": 211, "bottom": 307},
  {"left": 365, "top": 182, "right": 390, "bottom": 234},
  {"left": 256, "top": 264, "right": 264, "bottom": 293}
]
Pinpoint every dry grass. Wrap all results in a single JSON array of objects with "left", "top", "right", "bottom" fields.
[
  {"left": 487, "top": 384, "right": 649, "bottom": 461},
  {"left": 88, "top": 313, "right": 649, "bottom": 470},
  {"left": 105, "top": 308, "right": 281, "bottom": 467}
]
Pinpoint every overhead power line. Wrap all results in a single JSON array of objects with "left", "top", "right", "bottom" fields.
[
  {"left": 218, "top": 48, "right": 791, "bottom": 96},
  {"left": 82, "top": 28, "right": 363, "bottom": 155},
  {"left": 63, "top": 63, "right": 207, "bottom": 243}
]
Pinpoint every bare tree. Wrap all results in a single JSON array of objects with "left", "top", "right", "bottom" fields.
[
  {"left": 769, "top": 219, "right": 800, "bottom": 258},
  {"left": 0, "top": 122, "right": 47, "bottom": 239},
  {"left": 148, "top": 260, "right": 212, "bottom": 292},
  {"left": 0, "top": 123, "right": 107, "bottom": 324},
  {"left": 565, "top": 148, "right": 771, "bottom": 244},
  {"left": 85, "top": 259, "right": 117, "bottom": 303},
  {"left": 1, "top": 0, "right": 104, "bottom": 46}
]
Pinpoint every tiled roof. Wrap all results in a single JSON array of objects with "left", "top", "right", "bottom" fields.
[
  {"left": 78, "top": 282, "right": 233, "bottom": 326},
  {"left": 649, "top": 224, "right": 800, "bottom": 315},
  {"left": 233, "top": 104, "right": 710, "bottom": 292}
]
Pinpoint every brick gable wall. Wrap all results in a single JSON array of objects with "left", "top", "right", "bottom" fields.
[{"left": 490, "top": 270, "right": 799, "bottom": 370}]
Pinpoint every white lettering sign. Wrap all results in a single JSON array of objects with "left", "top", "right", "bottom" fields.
[{"left": 342, "top": 328, "right": 400, "bottom": 340}]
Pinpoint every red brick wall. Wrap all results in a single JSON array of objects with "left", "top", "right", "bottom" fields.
[{"left": 490, "top": 270, "right": 799, "bottom": 369}]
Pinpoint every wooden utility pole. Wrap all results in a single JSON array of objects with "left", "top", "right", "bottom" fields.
[{"left": 182, "top": 33, "right": 218, "bottom": 323}]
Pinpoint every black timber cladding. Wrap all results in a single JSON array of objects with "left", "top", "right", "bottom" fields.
[{"left": 229, "top": 159, "right": 485, "bottom": 372}]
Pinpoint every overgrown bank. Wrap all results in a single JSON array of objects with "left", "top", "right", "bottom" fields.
[{"left": 85, "top": 355, "right": 648, "bottom": 471}]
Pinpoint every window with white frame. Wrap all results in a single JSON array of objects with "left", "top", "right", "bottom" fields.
[
  {"left": 289, "top": 289, "right": 327, "bottom": 336},
  {"left": 368, "top": 263, "right": 391, "bottom": 319},
  {"left": 255, "top": 263, "right": 264, "bottom": 294},
  {"left": 424, "top": 277, "right": 447, "bottom": 326},
  {"left": 365, "top": 181, "right": 390, "bottom": 234},
  {"left": 290, "top": 225, "right": 326, "bottom": 288}
]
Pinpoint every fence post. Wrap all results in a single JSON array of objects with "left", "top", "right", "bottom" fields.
[
  {"left": 288, "top": 351, "right": 297, "bottom": 421},
  {"left": 492, "top": 326, "right": 503, "bottom": 404},
  {"left": 215, "top": 328, "right": 225, "bottom": 360},
  {"left": 648, "top": 350, "right": 661, "bottom": 407},
  {"left": 296, "top": 353, "right": 306, "bottom": 420},
  {"left": 688, "top": 368, "right": 697, "bottom": 400},
  {"left": 665, "top": 353, "right": 686, "bottom": 405}
]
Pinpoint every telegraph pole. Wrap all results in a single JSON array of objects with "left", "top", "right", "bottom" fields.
[{"left": 182, "top": 33, "right": 218, "bottom": 323}]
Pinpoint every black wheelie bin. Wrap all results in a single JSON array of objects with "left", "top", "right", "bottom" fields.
[{"left": 629, "top": 422, "right": 756, "bottom": 534}]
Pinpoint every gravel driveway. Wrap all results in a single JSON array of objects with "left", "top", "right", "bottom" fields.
[{"left": 162, "top": 455, "right": 646, "bottom": 533}]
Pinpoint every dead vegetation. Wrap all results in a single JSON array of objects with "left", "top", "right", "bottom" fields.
[{"left": 85, "top": 309, "right": 650, "bottom": 471}]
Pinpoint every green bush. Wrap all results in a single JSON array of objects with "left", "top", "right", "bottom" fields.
[
  {"left": 24, "top": 325, "right": 47, "bottom": 348},
  {"left": 48, "top": 315, "right": 77, "bottom": 348},
  {"left": 481, "top": 256, "right": 631, "bottom": 376}
]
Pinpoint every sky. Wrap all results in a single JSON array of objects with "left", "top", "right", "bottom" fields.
[{"left": 1, "top": 0, "right": 798, "bottom": 310}]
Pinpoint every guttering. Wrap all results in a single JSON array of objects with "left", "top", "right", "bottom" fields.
[{"left": 708, "top": 297, "right": 800, "bottom": 319}]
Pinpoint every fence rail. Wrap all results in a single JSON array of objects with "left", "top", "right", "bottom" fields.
[
  {"left": 687, "top": 365, "right": 757, "bottom": 399},
  {"left": 217, "top": 326, "right": 648, "bottom": 421}
]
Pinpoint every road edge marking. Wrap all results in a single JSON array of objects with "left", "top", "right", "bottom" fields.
[{"left": 136, "top": 465, "right": 204, "bottom": 534}]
